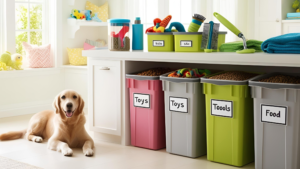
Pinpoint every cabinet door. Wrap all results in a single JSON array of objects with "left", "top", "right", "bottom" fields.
[
  {"left": 88, "top": 60, "right": 121, "bottom": 136},
  {"left": 255, "top": 0, "right": 282, "bottom": 41},
  {"left": 283, "top": 23, "right": 300, "bottom": 34}
]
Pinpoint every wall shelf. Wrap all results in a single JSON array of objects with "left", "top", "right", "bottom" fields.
[{"left": 67, "top": 19, "right": 108, "bottom": 38}]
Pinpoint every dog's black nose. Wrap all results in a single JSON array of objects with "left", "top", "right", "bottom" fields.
[{"left": 67, "top": 103, "right": 73, "bottom": 109}]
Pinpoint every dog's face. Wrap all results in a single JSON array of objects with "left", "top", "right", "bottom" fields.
[{"left": 53, "top": 90, "right": 84, "bottom": 119}]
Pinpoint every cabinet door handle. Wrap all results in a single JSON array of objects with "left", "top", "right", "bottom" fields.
[
  {"left": 276, "top": 19, "right": 279, "bottom": 22},
  {"left": 99, "top": 67, "right": 110, "bottom": 70}
]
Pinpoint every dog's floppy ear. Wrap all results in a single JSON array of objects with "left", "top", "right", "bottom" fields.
[
  {"left": 77, "top": 95, "right": 85, "bottom": 114},
  {"left": 53, "top": 94, "right": 61, "bottom": 114}
]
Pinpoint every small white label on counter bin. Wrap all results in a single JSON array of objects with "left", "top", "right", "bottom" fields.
[
  {"left": 133, "top": 93, "right": 150, "bottom": 108},
  {"left": 180, "top": 41, "right": 192, "bottom": 47},
  {"left": 153, "top": 40, "right": 164, "bottom": 47},
  {"left": 261, "top": 104, "right": 287, "bottom": 125},
  {"left": 169, "top": 97, "right": 188, "bottom": 113},
  {"left": 211, "top": 99, "right": 233, "bottom": 118}
]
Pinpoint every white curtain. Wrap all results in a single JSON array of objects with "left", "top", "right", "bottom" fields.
[{"left": 125, "top": 0, "right": 255, "bottom": 43}]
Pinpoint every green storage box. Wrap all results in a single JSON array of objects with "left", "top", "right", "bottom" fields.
[
  {"left": 201, "top": 72, "right": 256, "bottom": 167},
  {"left": 147, "top": 32, "right": 174, "bottom": 52},
  {"left": 173, "top": 32, "right": 227, "bottom": 52}
]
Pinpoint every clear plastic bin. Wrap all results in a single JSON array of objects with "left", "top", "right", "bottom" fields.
[{"left": 108, "top": 19, "right": 131, "bottom": 51}]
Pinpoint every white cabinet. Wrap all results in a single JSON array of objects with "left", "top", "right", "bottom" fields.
[
  {"left": 255, "top": 0, "right": 282, "bottom": 41},
  {"left": 88, "top": 59, "right": 122, "bottom": 136},
  {"left": 283, "top": 21, "right": 300, "bottom": 34}
]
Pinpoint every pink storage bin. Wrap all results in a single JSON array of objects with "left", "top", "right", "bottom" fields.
[{"left": 126, "top": 74, "right": 166, "bottom": 150}]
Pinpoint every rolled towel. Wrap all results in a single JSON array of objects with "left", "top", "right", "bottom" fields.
[{"left": 261, "top": 33, "right": 300, "bottom": 54}]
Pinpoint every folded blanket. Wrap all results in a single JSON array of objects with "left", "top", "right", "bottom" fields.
[
  {"left": 261, "top": 33, "right": 300, "bottom": 54},
  {"left": 219, "top": 40, "right": 263, "bottom": 52}
]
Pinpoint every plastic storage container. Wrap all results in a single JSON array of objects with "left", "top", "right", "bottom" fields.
[
  {"left": 147, "top": 32, "right": 174, "bottom": 52},
  {"left": 173, "top": 32, "right": 227, "bottom": 52},
  {"left": 160, "top": 73, "right": 207, "bottom": 158},
  {"left": 201, "top": 72, "right": 256, "bottom": 167},
  {"left": 249, "top": 72, "right": 300, "bottom": 169},
  {"left": 126, "top": 73, "right": 166, "bottom": 150},
  {"left": 108, "top": 19, "right": 131, "bottom": 51}
]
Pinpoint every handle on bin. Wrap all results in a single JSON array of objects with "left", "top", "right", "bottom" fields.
[{"left": 99, "top": 67, "right": 110, "bottom": 70}]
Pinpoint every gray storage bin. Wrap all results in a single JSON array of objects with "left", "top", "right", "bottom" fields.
[
  {"left": 160, "top": 73, "right": 206, "bottom": 158},
  {"left": 249, "top": 72, "right": 300, "bottom": 169}
]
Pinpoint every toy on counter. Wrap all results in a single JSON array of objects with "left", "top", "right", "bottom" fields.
[
  {"left": 165, "top": 22, "right": 186, "bottom": 32},
  {"left": 84, "top": 10, "right": 92, "bottom": 20},
  {"left": 168, "top": 68, "right": 211, "bottom": 78},
  {"left": 188, "top": 13, "right": 206, "bottom": 32},
  {"left": 0, "top": 51, "right": 23, "bottom": 70},
  {"left": 145, "top": 15, "right": 172, "bottom": 33},
  {"left": 92, "top": 13, "right": 102, "bottom": 22},
  {"left": 71, "top": 9, "right": 85, "bottom": 20}
]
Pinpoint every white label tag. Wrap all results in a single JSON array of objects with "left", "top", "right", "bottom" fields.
[
  {"left": 261, "top": 104, "right": 287, "bottom": 125},
  {"left": 180, "top": 41, "right": 192, "bottom": 47},
  {"left": 169, "top": 97, "right": 188, "bottom": 113},
  {"left": 211, "top": 99, "right": 233, "bottom": 118},
  {"left": 153, "top": 40, "right": 164, "bottom": 47},
  {"left": 133, "top": 93, "right": 150, "bottom": 108}
]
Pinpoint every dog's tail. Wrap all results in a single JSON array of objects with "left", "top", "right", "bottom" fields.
[{"left": 0, "top": 129, "right": 27, "bottom": 141}]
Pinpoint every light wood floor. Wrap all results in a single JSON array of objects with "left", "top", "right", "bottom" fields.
[{"left": 0, "top": 114, "right": 255, "bottom": 169}]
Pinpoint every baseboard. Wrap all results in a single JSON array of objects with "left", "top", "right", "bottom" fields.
[{"left": 94, "top": 132, "right": 122, "bottom": 144}]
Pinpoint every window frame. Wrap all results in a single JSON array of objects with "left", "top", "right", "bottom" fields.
[{"left": 15, "top": 0, "right": 49, "bottom": 54}]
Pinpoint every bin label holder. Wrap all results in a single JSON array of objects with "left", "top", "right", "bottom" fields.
[
  {"left": 169, "top": 96, "right": 188, "bottom": 113},
  {"left": 211, "top": 99, "right": 233, "bottom": 118},
  {"left": 133, "top": 93, "right": 150, "bottom": 108},
  {"left": 180, "top": 41, "right": 192, "bottom": 47},
  {"left": 261, "top": 104, "right": 287, "bottom": 125},
  {"left": 153, "top": 40, "right": 165, "bottom": 47}
]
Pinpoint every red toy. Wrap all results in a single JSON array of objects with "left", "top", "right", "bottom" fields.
[{"left": 111, "top": 25, "right": 129, "bottom": 47}]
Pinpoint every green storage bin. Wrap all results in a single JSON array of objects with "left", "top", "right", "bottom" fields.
[
  {"left": 147, "top": 32, "right": 174, "bottom": 52},
  {"left": 173, "top": 32, "right": 227, "bottom": 52},
  {"left": 201, "top": 72, "right": 256, "bottom": 167}
]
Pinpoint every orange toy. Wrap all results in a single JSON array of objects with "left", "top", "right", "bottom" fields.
[
  {"left": 160, "top": 15, "right": 172, "bottom": 28},
  {"left": 145, "top": 15, "right": 172, "bottom": 33}
]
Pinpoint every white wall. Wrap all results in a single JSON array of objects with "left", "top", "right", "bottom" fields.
[{"left": 0, "top": 70, "right": 64, "bottom": 118}]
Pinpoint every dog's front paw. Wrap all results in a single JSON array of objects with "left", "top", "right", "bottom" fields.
[
  {"left": 62, "top": 148, "right": 73, "bottom": 156},
  {"left": 84, "top": 148, "right": 94, "bottom": 157},
  {"left": 32, "top": 136, "right": 43, "bottom": 143}
]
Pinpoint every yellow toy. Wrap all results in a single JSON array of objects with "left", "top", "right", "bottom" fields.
[
  {"left": 72, "top": 9, "right": 85, "bottom": 20},
  {"left": 0, "top": 62, "right": 7, "bottom": 71},
  {"left": 0, "top": 51, "right": 23, "bottom": 70}
]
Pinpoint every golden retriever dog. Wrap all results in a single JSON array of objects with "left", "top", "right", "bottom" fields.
[{"left": 0, "top": 90, "right": 94, "bottom": 157}]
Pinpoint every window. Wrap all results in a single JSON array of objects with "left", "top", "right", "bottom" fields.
[
  {"left": 1, "top": 0, "right": 57, "bottom": 69},
  {"left": 15, "top": 0, "right": 48, "bottom": 55}
]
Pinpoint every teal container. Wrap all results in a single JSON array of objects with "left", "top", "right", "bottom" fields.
[{"left": 132, "top": 17, "right": 143, "bottom": 50}]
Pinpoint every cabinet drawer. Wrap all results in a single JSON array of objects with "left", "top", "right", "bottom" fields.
[{"left": 89, "top": 60, "right": 121, "bottom": 136}]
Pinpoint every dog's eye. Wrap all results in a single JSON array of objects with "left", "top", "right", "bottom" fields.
[
  {"left": 61, "top": 95, "right": 66, "bottom": 99},
  {"left": 73, "top": 95, "right": 77, "bottom": 99}
]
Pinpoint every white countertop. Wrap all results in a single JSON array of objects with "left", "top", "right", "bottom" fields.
[{"left": 83, "top": 50, "right": 300, "bottom": 67}]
